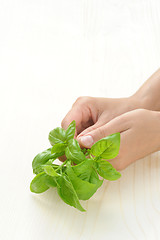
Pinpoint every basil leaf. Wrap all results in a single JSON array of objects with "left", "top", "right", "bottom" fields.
[
  {"left": 96, "top": 160, "right": 121, "bottom": 181},
  {"left": 33, "top": 161, "right": 61, "bottom": 175},
  {"left": 65, "top": 139, "right": 86, "bottom": 164},
  {"left": 66, "top": 161, "right": 103, "bottom": 200},
  {"left": 51, "top": 143, "right": 67, "bottom": 154},
  {"left": 74, "top": 160, "right": 103, "bottom": 186},
  {"left": 71, "top": 159, "right": 103, "bottom": 192},
  {"left": 43, "top": 165, "right": 59, "bottom": 177},
  {"left": 89, "top": 167, "right": 103, "bottom": 186},
  {"left": 66, "top": 120, "right": 76, "bottom": 141},
  {"left": 32, "top": 148, "right": 64, "bottom": 174},
  {"left": 48, "top": 127, "right": 66, "bottom": 145},
  {"left": 73, "top": 159, "right": 94, "bottom": 182},
  {"left": 57, "top": 175, "right": 85, "bottom": 212},
  {"left": 30, "top": 172, "right": 57, "bottom": 193},
  {"left": 91, "top": 133, "right": 120, "bottom": 159}
]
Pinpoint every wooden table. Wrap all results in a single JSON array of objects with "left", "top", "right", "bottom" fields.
[{"left": 1, "top": 0, "right": 160, "bottom": 239}]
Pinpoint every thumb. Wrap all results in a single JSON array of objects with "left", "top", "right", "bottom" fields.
[{"left": 77, "top": 114, "right": 130, "bottom": 148}]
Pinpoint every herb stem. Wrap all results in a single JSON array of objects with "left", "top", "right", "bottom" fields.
[
  {"left": 56, "top": 160, "right": 67, "bottom": 172},
  {"left": 89, "top": 153, "right": 94, "bottom": 160},
  {"left": 94, "top": 156, "right": 101, "bottom": 161}
]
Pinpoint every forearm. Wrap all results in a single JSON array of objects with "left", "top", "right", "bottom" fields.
[{"left": 131, "top": 68, "right": 160, "bottom": 111}]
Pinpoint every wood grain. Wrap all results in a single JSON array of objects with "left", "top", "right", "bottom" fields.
[{"left": 0, "top": 0, "right": 160, "bottom": 239}]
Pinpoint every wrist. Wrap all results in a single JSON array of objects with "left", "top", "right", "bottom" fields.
[
  {"left": 128, "top": 93, "right": 156, "bottom": 111},
  {"left": 126, "top": 95, "right": 143, "bottom": 111}
]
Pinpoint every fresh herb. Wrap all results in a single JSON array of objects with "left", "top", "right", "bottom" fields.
[{"left": 30, "top": 120, "right": 121, "bottom": 212}]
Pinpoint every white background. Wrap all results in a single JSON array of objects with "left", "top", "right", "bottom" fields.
[{"left": 1, "top": 0, "right": 160, "bottom": 239}]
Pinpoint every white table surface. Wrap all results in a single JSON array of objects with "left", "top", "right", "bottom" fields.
[{"left": 1, "top": 1, "right": 160, "bottom": 239}]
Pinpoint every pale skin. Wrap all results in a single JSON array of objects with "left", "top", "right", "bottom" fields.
[{"left": 60, "top": 68, "right": 160, "bottom": 170}]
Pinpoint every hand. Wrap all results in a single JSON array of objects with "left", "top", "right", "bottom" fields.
[
  {"left": 78, "top": 109, "right": 160, "bottom": 170},
  {"left": 61, "top": 96, "right": 139, "bottom": 138},
  {"left": 59, "top": 96, "right": 139, "bottom": 161}
]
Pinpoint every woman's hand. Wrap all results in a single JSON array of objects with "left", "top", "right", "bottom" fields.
[
  {"left": 59, "top": 96, "right": 140, "bottom": 161},
  {"left": 78, "top": 109, "right": 160, "bottom": 170},
  {"left": 59, "top": 96, "right": 139, "bottom": 162},
  {"left": 61, "top": 96, "right": 139, "bottom": 138},
  {"left": 60, "top": 69, "right": 160, "bottom": 168}
]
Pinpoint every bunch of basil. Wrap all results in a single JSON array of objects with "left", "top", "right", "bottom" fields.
[{"left": 30, "top": 120, "right": 121, "bottom": 212}]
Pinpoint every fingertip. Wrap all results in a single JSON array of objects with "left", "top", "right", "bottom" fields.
[
  {"left": 76, "top": 136, "right": 84, "bottom": 148},
  {"left": 77, "top": 135, "right": 94, "bottom": 148}
]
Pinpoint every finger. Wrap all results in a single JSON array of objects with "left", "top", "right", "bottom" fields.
[
  {"left": 61, "top": 106, "right": 82, "bottom": 130},
  {"left": 77, "top": 113, "right": 131, "bottom": 148},
  {"left": 77, "top": 119, "right": 104, "bottom": 138},
  {"left": 61, "top": 105, "right": 94, "bottom": 136},
  {"left": 76, "top": 110, "right": 118, "bottom": 138},
  {"left": 76, "top": 118, "right": 94, "bottom": 136}
]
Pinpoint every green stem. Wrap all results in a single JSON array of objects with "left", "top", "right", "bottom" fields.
[
  {"left": 94, "top": 156, "right": 101, "bottom": 162},
  {"left": 89, "top": 153, "right": 94, "bottom": 160},
  {"left": 56, "top": 160, "right": 67, "bottom": 172}
]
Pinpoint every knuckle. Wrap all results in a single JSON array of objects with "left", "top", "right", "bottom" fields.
[
  {"left": 76, "top": 96, "right": 84, "bottom": 102},
  {"left": 72, "top": 97, "right": 82, "bottom": 108},
  {"left": 119, "top": 113, "right": 128, "bottom": 122},
  {"left": 137, "top": 108, "right": 146, "bottom": 114},
  {"left": 74, "top": 96, "right": 92, "bottom": 106},
  {"left": 137, "top": 108, "right": 143, "bottom": 112}
]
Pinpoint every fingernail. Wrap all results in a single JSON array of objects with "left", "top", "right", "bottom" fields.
[{"left": 78, "top": 135, "right": 94, "bottom": 148}]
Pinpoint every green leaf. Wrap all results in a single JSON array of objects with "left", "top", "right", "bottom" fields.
[
  {"left": 91, "top": 133, "right": 120, "bottom": 159},
  {"left": 30, "top": 172, "right": 57, "bottom": 193},
  {"left": 51, "top": 143, "right": 67, "bottom": 154},
  {"left": 66, "top": 161, "right": 103, "bottom": 200},
  {"left": 57, "top": 175, "right": 85, "bottom": 212},
  {"left": 65, "top": 139, "right": 86, "bottom": 164},
  {"left": 73, "top": 159, "right": 103, "bottom": 186},
  {"left": 31, "top": 123, "right": 121, "bottom": 212},
  {"left": 48, "top": 127, "right": 66, "bottom": 145},
  {"left": 96, "top": 160, "right": 121, "bottom": 181},
  {"left": 73, "top": 158, "right": 94, "bottom": 182},
  {"left": 66, "top": 120, "right": 76, "bottom": 141},
  {"left": 32, "top": 148, "right": 64, "bottom": 174},
  {"left": 88, "top": 168, "right": 103, "bottom": 190},
  {"left": 43, "top": 165, "right": 59, "bottom": 177},
  {"left": 33, "top": 161, "right": 61, "bottom": 175}
]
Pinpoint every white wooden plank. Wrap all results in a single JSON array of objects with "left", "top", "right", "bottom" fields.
[{"left": 0, "top": 0, "right": 160, "bottom": 239}]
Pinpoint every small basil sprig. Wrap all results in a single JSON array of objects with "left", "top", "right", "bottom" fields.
[{"left": 30, "top": 120, "right": 121, "bottom": 212}]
